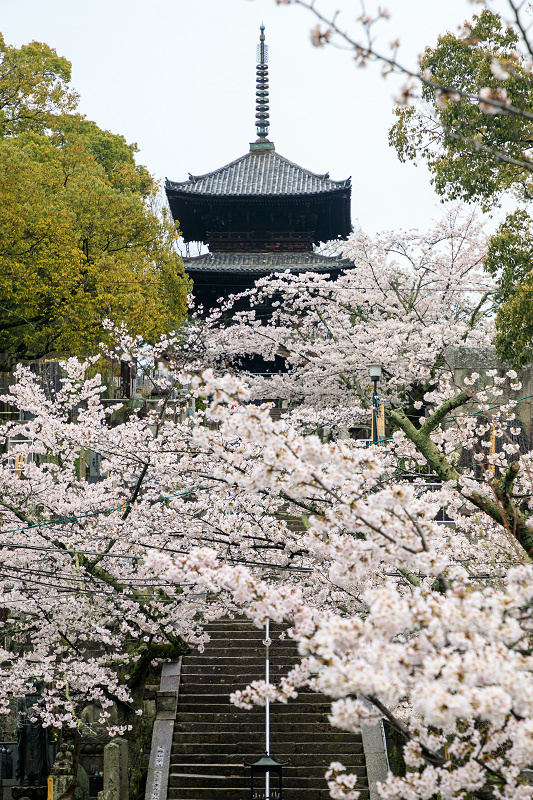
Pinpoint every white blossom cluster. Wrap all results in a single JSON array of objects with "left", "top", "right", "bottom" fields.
[
  {"left": 198, "top": 208, "right": 493, "bottom": 420},
  {"left": 0, "top": 235, "right": 530, "bottom": 799}
]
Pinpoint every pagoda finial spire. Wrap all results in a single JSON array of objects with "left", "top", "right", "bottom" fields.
[{"left": 255, "top": 24, "right": 270, "bottom": 140}]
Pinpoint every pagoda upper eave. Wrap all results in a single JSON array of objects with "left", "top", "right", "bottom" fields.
[
  {"left": 165, "top": 149, "right": 351, "bottom": 197},
  {"left": 165, "top": 188, "right": 352, "bottom": 245}
]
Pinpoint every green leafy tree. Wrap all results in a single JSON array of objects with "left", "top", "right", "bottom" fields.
[
  {"left": 387, "top": 9, "right": 533, "bottom": 366},
  {"left": 0, "top": 35, "right": 190, "bottom": 363},
  {"left": 484, "top": 209, "right": 533, "bottom": 366},
  {"left": 268, "top": 2, "right": 533, "bottom": 365},
  {"left": 389, "top": 10, "right": 533, "bottom": 207}
]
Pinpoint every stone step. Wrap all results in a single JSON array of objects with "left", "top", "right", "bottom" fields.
[
  {"left": 201, "top": 631, "right": 293, "bottom": 640},
  {"left": 169, "top": 763, "right": 367, "bottom": 778},
  {"left": 196, "top": 636, "right": 288, "bottom": 642},
  {"left": 179, "top": 681, "right": 320, "bottom": 692},
  {"left": 168, "top": 789, "right": 369, "bottom": 800},
  {"left": 184, "top": 649, "right": 295, "bottom": 660},
  {"left": 182, "top": 657, "right": 300, "bottom": 667},
  {"left": 177, "top": 692, "right": 327, "bottom": 705},
  {"left": 178, "top": 680, "right": 300, "bottom": 689},
  {"left": 173, "top": 735, "right": 357, "bottom": 748},
  {"left": 174, "top": 718, "right": 348, "bottom": 730},
  {"left": 180, "top": 675, "right": 303, "bottom": 684},
  {"left": 176, "top": 706, "right": 329, "bottom": 716},
  {"left": 201, "top": 622, "right": 287, "bottom": 630},
  {"left": 173, "top": 729, "right": 357, "bottom": 743},
  {"left": 171, "top": 742, "right": 364, "bottom": 756},
  {"left": 187, "top": 637, "right": 288, "bottom": 644},
  {"left": 190, "top": 636, "right": 293, "bottom": 643},
  {"left": 165, "top": 617, "right": 368, "bottom": 800},
  {"left": 178, "top": 682, "right": 301, "bottom": 693},
  {"left": 169, "top": 774, "right": 367, "bottom": 790},
  {"left": 181, "top": 663, "right": 297, "bottom": 671},
  {"left": 182, "top": 647, "right": 300, "bottom": 672},
  {"left": 171, "top": 752, "right": 365, "bottom": 765},
  {"left": 174, "top": 721, "right": 336, "bottom": 733},
  {"left": 180, "top": 670, "right": 301, "bottom": 680},
  {"left": 187, "top": 644, "right": 291, "bottom": 649},
  {"left": 178, "top": 701, "right": 331, "bottom": 724},
  {"left": 169, "top": 775, "right": 300, "bottom": 789},
  {"left": 170, "top": 760, "right": 366, "bottom": 773}
]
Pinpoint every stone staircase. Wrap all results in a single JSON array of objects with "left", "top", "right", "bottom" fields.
[{"left": 168, "top": 619, "right": 368, "bottom": 800}]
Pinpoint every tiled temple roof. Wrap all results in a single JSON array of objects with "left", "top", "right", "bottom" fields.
[
  {"left": 182, "top": 252, "right": 352, "bottom": 274},
  {"left": 166, "top": 150, "right": 351, "bottom": 197}
]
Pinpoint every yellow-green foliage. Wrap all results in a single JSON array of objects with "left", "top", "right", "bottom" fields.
[{"left": 0, "top": 34, "right": 191, "bottom": 361}]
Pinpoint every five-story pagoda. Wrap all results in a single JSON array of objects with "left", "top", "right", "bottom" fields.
[{"left": 165, "top": 25, "right": 352, "bottom": 312}]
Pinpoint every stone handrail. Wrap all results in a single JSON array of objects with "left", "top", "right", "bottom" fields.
[{"left": 144, "top": 659, "right": 182, "bottom": 800}]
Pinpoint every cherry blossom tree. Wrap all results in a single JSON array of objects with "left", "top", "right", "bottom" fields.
[
  {"left": 268, "top": 0, "right": 533, "bottom": 367},
  {"left": 269, "top": 0, "right": 532, "bottom": 121},
  {"left": 204, "top": 207, "right": 493, "bottom": 415},
  {"left": 0, "top": 350, "right": 336, "bottom": 727},
  {"left": 1, "top": 321, "right": 533, "bottom": 799},
  {"left": 0, "top": 249, "right": 531, "bottom": 800},
  {"left": 146, "top": 363, "right": 533, "bottom": 800}
]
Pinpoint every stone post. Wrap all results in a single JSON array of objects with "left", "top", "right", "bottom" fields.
[
  {"left": 97, "top": 739, "right": 128, "bottom": 800},
  {"left": 357, "top": 696, "right": 390, "bottom": 800},
  {"left": 360, "top": 721, "right": 389, "bottom": 800}
]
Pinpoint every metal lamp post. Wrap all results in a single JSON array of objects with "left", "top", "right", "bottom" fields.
[
  {"left": 244, "top": 618, "right": 290, "bottom": 800},
  {"left": 368, "top": 364, "right": 382, "bottom": 444}
]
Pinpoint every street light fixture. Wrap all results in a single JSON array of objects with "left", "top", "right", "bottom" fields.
[
  {"left": 368, "top": 364, "right": 383, "bottom": 443},
  {"left": 244, "top": 753, "right": 289, "bottom": 800}
]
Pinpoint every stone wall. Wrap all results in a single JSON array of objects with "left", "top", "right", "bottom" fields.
[{"left": 445, "top": 346, "right": 533, "bottom": 440}]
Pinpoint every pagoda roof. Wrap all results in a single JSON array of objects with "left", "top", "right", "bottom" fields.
[
  {"left": 166, "top": 149, "right": 351, "bottom": 198},
  {"left": 182, "top": 251, "right": 352, "bottom": 274}
]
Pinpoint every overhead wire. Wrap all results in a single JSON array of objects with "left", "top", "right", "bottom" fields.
[
  {"left": 2, "top": 278, "right": 498, "bottom": 290},
  {"left": 0, "top": 538, "right": 313, "bottom": 573},
  {"left": 0, "top": 563, "right": 180, "bottom": 587},
  {"left": 4, "top": 386, "right": 533, "bottom": 535},
  {"left": 1, "top": 367, "right": 530, "bottom": 580},
  {"left": 0, "top": 488, "right": 201, "bottom": 537}
]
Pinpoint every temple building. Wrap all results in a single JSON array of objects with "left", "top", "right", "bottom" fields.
[{"left": 165, "top": 25, "right": 353, "bottom": 312}]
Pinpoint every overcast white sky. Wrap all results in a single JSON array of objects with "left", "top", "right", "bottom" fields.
[{"left": 2, "top": 0, "right": 491, "bottom": 235}]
